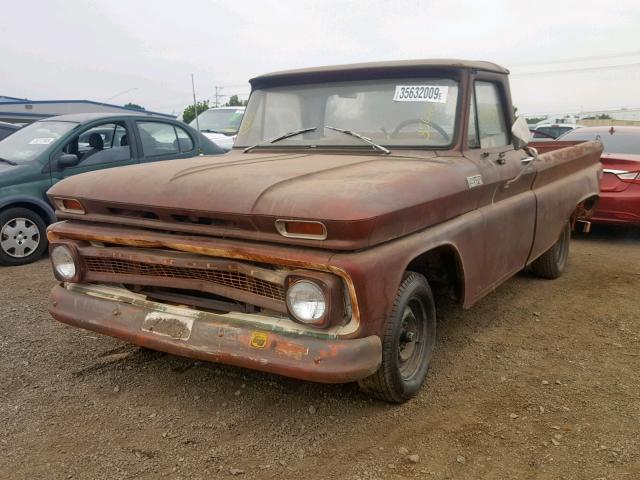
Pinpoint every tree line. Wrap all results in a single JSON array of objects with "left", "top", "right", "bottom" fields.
[
  {"left": 121, "top": 95, "right": 247, "bottom": 124},
  {"left": 181, "top": 95, "right": 248, "bottom": 124}
]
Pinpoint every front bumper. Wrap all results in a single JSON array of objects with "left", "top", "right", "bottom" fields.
[{"left": 48, "top": 284, "right": 381, "bottom": 384}]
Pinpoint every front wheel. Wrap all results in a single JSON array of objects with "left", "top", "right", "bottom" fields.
[
  {"left": 0, "top": 207, "right": 48, "bottom": 266},
  {"left": 530, "top": 221, "right": 570, "bottom": 279},
  {"left": 358, "top": 272, "right": 436, "bottom": 403}
]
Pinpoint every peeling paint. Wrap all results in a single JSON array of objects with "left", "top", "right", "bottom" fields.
[{"left": 142, "top": 311, "right": 194, "bottom": 340}]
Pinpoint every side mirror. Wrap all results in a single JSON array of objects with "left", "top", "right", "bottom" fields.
[
  {"left": 58, "top": 153, "right": 80, "bottom": 168},
  {"left": 511, "top": 116, "right": 530, "bottom": 150}
]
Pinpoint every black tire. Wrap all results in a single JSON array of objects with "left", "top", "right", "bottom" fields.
[
  {"left": 358, "top": 272, "right": 436, "bottom": 403},
  {"left": 0, "top": 207, "right": 48, "bottom": 266},
  {"left": 530, "top": 221, "right": 570, "bottom": 279}
]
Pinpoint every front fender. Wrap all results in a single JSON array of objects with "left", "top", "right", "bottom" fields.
[
  {"left": 0, "top": 195, "right": 56, "bottom": 224},
  {"left": 328, "top": 211, "right": 486, "bottom": 337}
]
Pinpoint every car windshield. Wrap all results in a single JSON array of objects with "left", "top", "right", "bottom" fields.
[
  {"left": 235, "top": 77, "right": 459, "bottom": 149},
  {"left": 190, "top": 109, "right": 244, "bottom": 135},
  {"left": 0, "top": 120, "right": 78, "bottom": 164},
  {"left": 559, "top": 128, "right": 640, "bottom": 155}
]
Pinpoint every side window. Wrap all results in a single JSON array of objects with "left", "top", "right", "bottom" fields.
[
  {"left": 63, "top": 122, "right": 131, "bottom": 166},
  {"left": 0, "top": 127, "right": 14, "bottom": 141},
  {"left": 532, "top": 130, "right": 547, "bottom": 139},
  {"left": 137, "top": 122, "right": 179, "bottom": 157},
  {"left": 474, "top": 81, "right": 508, "bottom": 149},
  {"left": 175, "top": 126, "right": 194, "bottom": 152}
]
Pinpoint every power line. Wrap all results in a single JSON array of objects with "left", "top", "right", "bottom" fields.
[
  {"left": 511, "top": 62, "right": 640, "bottom": 77},
  {"left": 145, "top": 90, "right": 250, "bottom": 109},
  {"left": 212, "top": 83, "right": 250, "bottom": 89},
  {"left": 151, "top": 96, "right": 250, "bottom": 111},
  {"left": 509, "top": 50, "right": 640, "bottom": 68},
  {"left": 141, "top": 85, "right": 249, "bottom": 106}
]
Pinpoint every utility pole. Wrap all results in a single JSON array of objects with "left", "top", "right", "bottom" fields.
[
  {"left": 214, "top": 86, "right": 224, "bottom": 107},
  {"left": 191, "top": 74, "right": 200, "bottom": 132}
]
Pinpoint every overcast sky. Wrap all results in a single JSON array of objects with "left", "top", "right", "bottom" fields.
[{"left": 2, "top": 0, "right": 639, "bottom": 116}]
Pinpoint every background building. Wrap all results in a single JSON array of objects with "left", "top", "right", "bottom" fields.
[{"left": 0, "top": 96, "right": 175, "bottom": 124}]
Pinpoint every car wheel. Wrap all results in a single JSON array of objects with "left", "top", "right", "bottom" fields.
[
  {"left": 358, "top": 272, "right": 436, "bottom": 403},
  {"left": 0, "top": 207, "right": 48, "bottom": 266},
  {"left": 530, "top": 221, "right": 570, "bottom": 279}
]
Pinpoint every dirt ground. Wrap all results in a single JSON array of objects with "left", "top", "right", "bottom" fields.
[{"left": 1, "top": 226, "right": 639, "bottom": 480}]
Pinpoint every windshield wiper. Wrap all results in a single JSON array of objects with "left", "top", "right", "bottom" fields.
[
  {"left": 324, "top": 126, "right": 390, "bottom": 154},
  {"left": 0, "top": 157, "right": 17, "bottom": 166},
  {"left": 201, "top": 128, "right": 224, "bottom": 133},
  {"left": 243, "top": 127, "right": 317, "bottom": 153}
]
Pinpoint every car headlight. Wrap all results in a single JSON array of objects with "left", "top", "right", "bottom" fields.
[
  {"left": 51, "top": 244, "right": 77, "bottom": 281},
  {"left": 286, "top": 280, "right": 327, "bottom": 323}
]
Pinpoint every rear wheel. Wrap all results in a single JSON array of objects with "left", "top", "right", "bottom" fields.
[
  {"left": 358, "top": 272, "right": 436, "bottom": 403},
  {"left": 530, "top": 221, "right": 570, "bottom": 279},
  {"left": 0, "top": 207, "right": 48, "bottom": 266}
]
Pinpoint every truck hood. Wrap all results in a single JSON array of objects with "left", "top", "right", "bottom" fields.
[{"left": 47, "top": 150, "right": 482, "bottom": 250}]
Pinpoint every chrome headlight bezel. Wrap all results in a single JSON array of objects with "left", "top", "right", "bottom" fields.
[
  {"left": 50, "top": 243, "right": 80, "bottom": 282},
  {"left": 285, "top": 271, "right": 347, "bottom": 328},
  {"left": 286, "top": 280, "right": 327, "bottom": 324}
]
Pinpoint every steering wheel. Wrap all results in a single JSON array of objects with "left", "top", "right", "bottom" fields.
[{"left": 390, "top": 119, "right": 450, "bottom": 142}]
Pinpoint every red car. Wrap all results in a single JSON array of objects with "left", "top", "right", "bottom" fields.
[{"left": 558, "top": 126, "right": 640, "bottom": 226}]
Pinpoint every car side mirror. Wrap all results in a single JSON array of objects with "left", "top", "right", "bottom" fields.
[
  {"left": 58, "top": 153, "right": 80, "bottom": 168},
  {"left": 511, "top": 116, "right": 530, "bottom": 150}
]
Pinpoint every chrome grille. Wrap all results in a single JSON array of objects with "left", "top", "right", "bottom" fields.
[{"left": 83, "top": 256, "right": 285, "bottom": 301}]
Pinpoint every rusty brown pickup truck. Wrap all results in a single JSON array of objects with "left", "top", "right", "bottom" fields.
[{"left": 46, "top": 59, "right": 602, "bottom": 403}]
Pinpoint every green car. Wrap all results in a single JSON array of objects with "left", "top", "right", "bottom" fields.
[{"left": 0, "top": 112, "right": 224, "bottom": 266}]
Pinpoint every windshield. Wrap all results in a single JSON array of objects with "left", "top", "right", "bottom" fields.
[
  {"left": 0, "top": 120, "right": 77, "bottom": 164},
  {"left": 559, "top": 128, "right": 640, "bottom": 155},
  {"left": 533, "top": 125, "right": 575, "bottom": 139},
  {"left": 190, "top": 109, "right": 244, "bottom": 135},
  {"left": 235, "top": 77, "right": 459, "bottom": 149}
]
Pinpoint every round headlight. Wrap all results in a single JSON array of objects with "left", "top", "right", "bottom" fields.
[
  {"left": 51, "top": 245, "right": 77, "bottom": 281},
  {"left": 286, "top": 280, "right": 326, "bottom": 323}
]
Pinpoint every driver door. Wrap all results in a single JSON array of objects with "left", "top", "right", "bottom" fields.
[{"left": 463, "top": 79, "right": 537, "bottom": 299}]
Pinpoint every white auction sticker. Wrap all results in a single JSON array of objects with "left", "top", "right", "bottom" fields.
[
  {"left": 29, "top": 137, "right": 55, "bottom": 145},
  {"left": 393, "top": 85, "right": 448, "bottom": 103}
]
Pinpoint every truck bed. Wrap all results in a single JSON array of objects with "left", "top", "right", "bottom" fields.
[{"left": 528, "top": 140, "right": 586, "bottom": 155}]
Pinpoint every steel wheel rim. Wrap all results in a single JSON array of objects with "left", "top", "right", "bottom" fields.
[
  {"left": 0, "top": 217, "right": 40, "bottom": 258},
  {"left": 398, "top": 297, "right": 428, "bottom": 380}
]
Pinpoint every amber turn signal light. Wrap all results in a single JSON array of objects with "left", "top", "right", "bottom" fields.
[
  {"left": 275, "top": 220, "right": 327, "bottom": 240},
  {"left": 54, "top": 197, "right": 86, "bottom": 214}
]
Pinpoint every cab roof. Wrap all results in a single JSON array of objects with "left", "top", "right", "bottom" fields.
[{"left": 250, "top": 59, "right": 509, "bottom": 87}]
